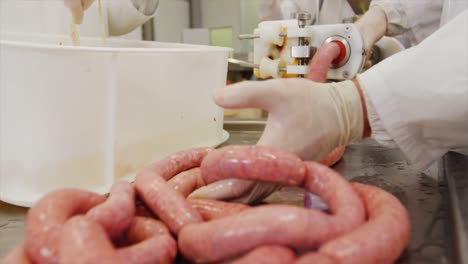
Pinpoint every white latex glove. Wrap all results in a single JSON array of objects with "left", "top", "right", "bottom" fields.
[
  {"left": 64, "top": 0, "right": 95, "bottom": 24},
  {"left": 355, "top": 6, "right": 388, "bottom": 52},
  {"left": 189, "top": 78, "right": 365, "bottom": 204},
  {"left": 355, "top": 6, "right": 388, "bottom": 68}
]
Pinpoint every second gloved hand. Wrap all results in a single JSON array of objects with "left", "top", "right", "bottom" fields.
[
  {"left": 64, "top": 0, "right": 95, "bottom": 24},
  {"left": 189, "top": 78, "right": 366, "bottom": 204}
]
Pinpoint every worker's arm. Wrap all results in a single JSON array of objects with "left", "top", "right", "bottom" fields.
[
  {"left": 189, "top": 10, "right": 468, "bottom": 203},
  {"left": 358, "top": 9, "right": 468, "bottom": 171},
  {"left": 367, "top": 0, "right": 410, "bottom": 36},
  {"left": 354, "top": 0, "right": 416, "bottom": 65},
  {"left": 65, "top": 0, "right": 159, "bottom": 36}
]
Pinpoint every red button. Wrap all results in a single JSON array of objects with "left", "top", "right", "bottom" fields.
[{"left": 331, "top": 40, "right": 347, "bottom": 65}]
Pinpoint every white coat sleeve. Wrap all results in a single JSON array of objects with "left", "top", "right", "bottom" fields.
[
  {"left": 369, "top": 0, "right": 409, "bottom": 36},
  {"left": 371, "top": 0, "right": 444, "bottom": 45},
  {"left": 357, "top": 9, "right": 468, "bottom": 171},
  {"left": 106, "top": 0, "right": 159, "bottom": 36}
]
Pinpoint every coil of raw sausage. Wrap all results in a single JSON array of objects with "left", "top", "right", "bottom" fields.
[
  {"left": 59, "top": 216, "right": 124, "bottom": 264},
  {"left": 24, "top": 189, "right": 105, "bottom": 264},
  {"left": 297, "top": 183, "right": 411, "bottom": 264},
  {"left": 168, "top": 168, "right": 205, "bottom": 197},
  {"left": 178, "top": 146, "right": 364, "bottom": 263},
  {"left": 135, "top": 148, "right": 213, "bottom": 235},
  {"left": 117, "top": 217, "right": 177, "bottom": 264},
  {"left": 86, "top": 181, "right": 135, "bottom": 238},
  {"left": 230, "top": 245, "right": 296, "bottom": 264},
  {"left": 200, "top": 145, "right": 306, "bottom": 186}
]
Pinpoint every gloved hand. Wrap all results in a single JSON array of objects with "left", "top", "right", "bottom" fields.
[
  {"left": 355, "top": 6, "right": 388, "bottom": 53},
  {"left": 189, "top": 78, "right": 368, "bottom": 204},
  {"left": 65, "top": 0, "right": 159, "bottom": 25},
  {"left": 64, "top": 0, "right": 95, "bottom": 24},
  {"left": 354, "top": 6, "right": 389, "bottom": 69}
]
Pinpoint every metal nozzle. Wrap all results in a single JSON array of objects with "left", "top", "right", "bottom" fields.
[{"left": 239, "top": 32, "right": 287, "bottom": 40}]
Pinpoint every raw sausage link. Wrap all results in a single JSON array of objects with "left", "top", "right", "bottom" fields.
[
  {"left": 135, "top": 201, "right": 157, "bottom": 218},
  {"left": 60, "top": 215, "right": 177, "bottom": 264},
  {"left": 147, "top": 147, "right": 213, "bottom": 181},
  {"left": 230, "top": 246, "right": 296, "bottom": 264},
  {"left": 200, "top": 145, "right": 307, "bottom": 186},
  {"left": 2, "top": 244, "right": 32, "bottom": 264},
  {"left": 135, "top": 148, "right": 212, "bottom": 235},
  {"left": 178, "top": 150, "right": 364, "bottom": 263},
  {"left": 188, "top": 198, "right": 250, "bottom": 221},
  {"left": 302, "top": 162, "right": 364, "bottom": 231},
  {"left": 87, "top": 181, "right": 135, "bottom": 238},
  {"left": 136, "top": 171, "right": 202, "bottom": 235},
  {"left": 168, "top": 168, "right": 205, "bottom": 197},
  {"left": 25, "top": 189, "right": 106, "bottom": 264},
  {"left": 117, "top": 217, "right": 177, "bottom": 264},
  {"left": 308, "top": 42, "right": 341, "bottom": 82},
  {"left": 59, "top": 216, "right": 124, "bottom": 264},
  {"left": 308, "top": 42, "right": 346, "bottom": 167},
  {"left": 303, "top": 183, "right": 411, "bottom": 264},
  {"left": 179, "top": 205, "right": 331, "bottom": 263}
]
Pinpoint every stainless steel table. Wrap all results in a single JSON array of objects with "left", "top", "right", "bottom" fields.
[{"left": 1, "top": 119, "right": 465, "bottom": 264}]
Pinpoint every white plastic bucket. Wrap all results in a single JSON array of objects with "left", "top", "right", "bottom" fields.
[{"left": 0, "top": 33, "right": 231, "bottom": 207}]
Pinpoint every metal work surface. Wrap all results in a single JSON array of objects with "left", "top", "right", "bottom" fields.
[
  {"left": 0, "top": 119, "right": 465, "bottom": 264},
  {"left": 442, "top": 152, "right": 468, "bottom": 264}
]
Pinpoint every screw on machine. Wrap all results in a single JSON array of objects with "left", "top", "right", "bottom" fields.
[{"left": 294, "top": 12, "right": 312, "bottom": 77}]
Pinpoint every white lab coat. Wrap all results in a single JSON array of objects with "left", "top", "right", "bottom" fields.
[
  {"left": 0, "top": 0, "right": 158, "bottom": 39},
  {"left": 257, "top": 0, "right": 459, "bottom": 47},
  {"left": 258, "top": 0, "right": 355, "bottom": 24},
  {"left": 358, "top": 9, "right": 468, "bottom": 171}
]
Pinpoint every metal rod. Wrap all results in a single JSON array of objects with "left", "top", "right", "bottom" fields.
[
  {"left": 443, "top": 154, "right": 468, "bottom": 264},
  {"left": 239, "top": 32, "right": 287, "bottom": 40},
  {"left": 228, "top": 58, "right": 287, "bottom": 72},
  {"left": 239, "top": 34, "right": 260, "bottom": 40}
]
